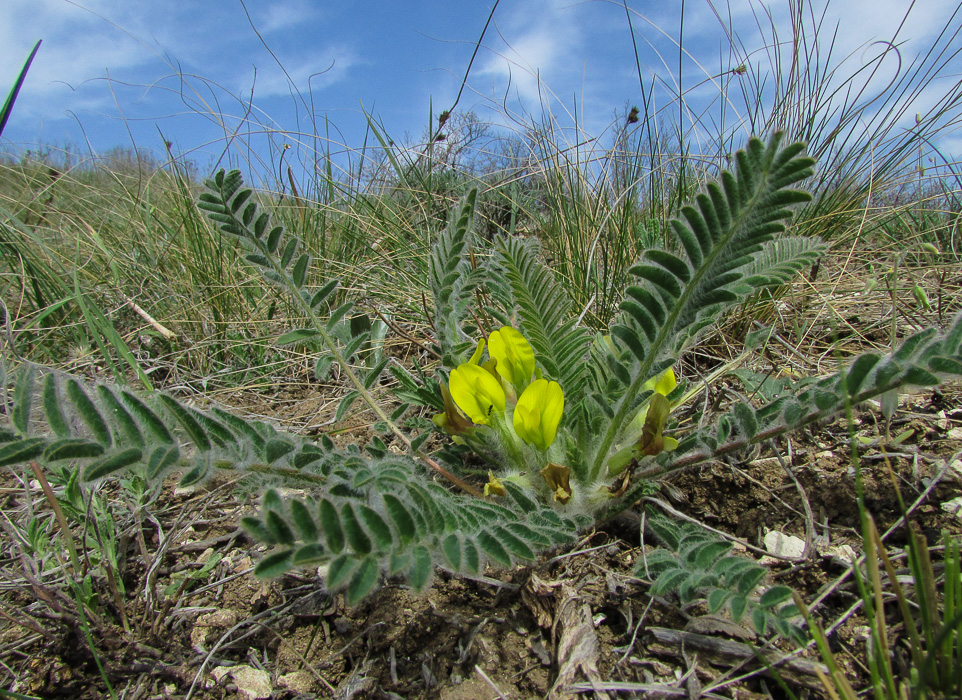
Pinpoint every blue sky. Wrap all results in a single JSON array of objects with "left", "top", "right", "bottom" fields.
[{"left": 2, "top": 0, "right": 960, "bottom": 181}]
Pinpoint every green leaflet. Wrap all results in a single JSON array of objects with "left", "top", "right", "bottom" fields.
[
  {"left": 43, "top": 438, "right": 105, "bottom": 462},
  {"left": 340, "top": 503, "right": 373, "bottom": 555},
  {"left": 178, "top": 458, "right": 210, "bottom": 488},
  {"left": 83, "top": 448, "right": 143, "bottom": 481},
  {"left": 357, "top": 505, "right": 393, "bottom": 552},
  {"left": 96, "top": 386, "right": 144, "bottom": 447},
  {"left": 157, "top": 395, "right": 210, "bottom": 451},
  {"left": 42, "top": 373, "right": 69, "bottom": 438},
  {"left": 383, "top": 494, "right": 418, "bottom": 545},
  {"left": 462, "top": 538, "right": 481, "bottom": 575},
  {"left": 639, "top": 510, "right": 802, "bottom": 641},
  {"left": 319, "top": 499, "right": 345, "bottom": 553},
  {"left": 265, "top": 439, "right": 296, "bottom": 464},
  {"left": 121, "top": 391, "right": 173, "bottom": 444},
  {"left": 293, "top": 544, "right": 326, "bottom": 566},
  {"left": 66, "top": 378, "right": 111, "bottom": 447},
  {"left": 310, "top": 279, "right": 339, "bottom": 309},
  {"left": 290, "top": 499, "right": 318, "bottom": 541},
  {"left": 291, "top": 253, "right": 310, "bottom": 288},
  {"left": 476, "top": 531, "right": 511, "bottom": 567},
  {"left": 241, "top": 516, "right": 272, "bottom": 544},
  {"left": 408, "top": 546, "right": 433, "bottom": 592},
  {"left": 346, "top": 557, "right": 379, "bottom": 604},
  {"left": 493, "top": 526, "right": 535, "bottom": 561},
  {"left": 146, "top": 444, "right": 180, "bottom": 480},
  {"left": 0, "top": 437, "right": 46, "bottom": 467},
  {"left": 327, "top": 554, "right": 358, "bottom": 590},
  {"left": 254, "top": 549, "right": 293, "bottom": 578},
  {"left": 277, "top": 328, "right": 320, "bottom": 346},
  {"left": 441, "top": 534, "right": 462, "bottom": 571}
]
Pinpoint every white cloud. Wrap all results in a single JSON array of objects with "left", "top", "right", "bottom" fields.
[
  {"left": 256, "top": 1, "right": 322, "bottom": 34},
  {"left": 1, "top": 1, "right": 204, "bottom": 124},
  {"left": 233, "top": 47, "right": 358, "bottom": 100},
  {"left": 620, "top": 0, "right": 961, "bottom": 152},
  {"left": 475, "top": 0, "right": 585, "bottom": 106},
  {"left": 0, "top": 0, "right": 357, "bottom": 132}
]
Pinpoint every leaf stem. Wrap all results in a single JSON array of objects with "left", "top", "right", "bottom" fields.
[
  {"left": 588, "top": 141, "right": 783, "bottom": 482},
  {"left": 227, "top": 188, "right": 481, "bottom": 496},
  {"left": 29, "top": 460, "right": 82, "bottom": 576}
]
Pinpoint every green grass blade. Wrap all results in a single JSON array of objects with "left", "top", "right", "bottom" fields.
[{"left": 0, "top": 40, "right": 41, "bottom": 139}]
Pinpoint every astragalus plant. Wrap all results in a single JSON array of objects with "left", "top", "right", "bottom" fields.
[{"left": 3, "top": 133, "right": 962, "bottom": 606}]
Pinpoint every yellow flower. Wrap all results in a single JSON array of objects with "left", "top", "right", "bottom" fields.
[
  {"left": 449, "top": 363, "right": 505, "bottom": 425},
  {"left": 608, "top": 366, "right": 679, "bottom": 475},
  {"left": 488, "top": 326, "right": 536, "bottom": 390},
  {"left": 484, "top": 471, "right": 507, "bottom": 498},
  {"left": 540, "top": 462, "right": 572, "bottom": 504},
  {"left": 631, "top": 367, "right": 677, "bottom": 429},
  {"left": 633, "top": 367, "right": 678, "bottom": 454},
  {"left": 637, "top": 393, "right": 678, "bottom": 456},
  {"left": 513, "top": 378, "right": 564, "bottom": 451}
]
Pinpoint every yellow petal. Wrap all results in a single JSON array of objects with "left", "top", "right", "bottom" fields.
[
  {"left": 513, "top": 379, "right": 564, "bottom": 451},
  {"left": 488, "top": 326, "right": 536, "bottom": 389},
  {"left": 449, "top": 363, "right": 505, "bottom": 425},
  {"left": 468, "top": 338, "right": 485, "bottom": 365},
  {"left": 642, "top": 367, "right": 677, "bottom": 396}
]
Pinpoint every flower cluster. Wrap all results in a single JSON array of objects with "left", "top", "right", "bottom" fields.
[
  {"left": 433, "top": 326, "right": 574, "bottom": 501},
  {"left": 433, "top": 326, "right": 681, "bottom": 507}
]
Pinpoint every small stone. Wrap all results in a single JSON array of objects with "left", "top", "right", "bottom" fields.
[
  {"left": 937, "top": 410, "right": 949, "bottom": 431},
  {"left": 948, "top": 460, "right": 962, "bottom": 482},
  {"left": 941, "top": 497, "right": 962, "bottom": 519},
  {"left": 949, "top": 428, "right": 962, "bottom": 440},
  {"left": 230, "top": 666, "right": 272, "bottom": 700},
  {"left": 334, "top": 616, "right": 352, "bottom": 635},
  {"left": 822, "top": 544, "right": 857, "bottom": 564},
  {"left": 191, "top": 609, "right": 240, "bottom": 647},
  {"left": 762, "top": 530, "right": 806, "bottom": 561},
  {"left": 277, "top": 671, "right": 314, "bottom": 694}
]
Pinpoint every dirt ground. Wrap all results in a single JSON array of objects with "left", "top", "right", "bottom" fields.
[{"left": 2, "top": 254, "right": 962, "bottom": 699}]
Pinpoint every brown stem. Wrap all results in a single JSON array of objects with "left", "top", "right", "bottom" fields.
[{"left": 29, "top": 461, "right": 82, "bottom": 576}]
